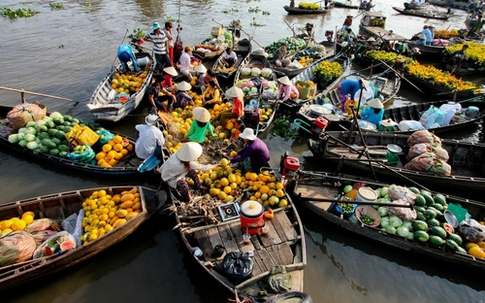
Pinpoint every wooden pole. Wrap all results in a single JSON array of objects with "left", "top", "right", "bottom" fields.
[
  {"left": 378, "top": 60, "right": 428, "bottom": 96},
  {"left": 0, "top": 86, "right": 78, "bottom": 104}
]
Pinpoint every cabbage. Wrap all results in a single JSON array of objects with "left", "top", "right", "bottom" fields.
[
  {"left": 241, "top": 68, "right": 251, "bottom": 76},
  {"left": 396, "top": 226, "right": 409, "bottom": 238},
  {"left": 261, "top": 68, "right": 272, "bottom": 78},
  {"left": 384, "top": 225, "right": 396, "bottom": 234},
  {"left": 377, "top": 206, "right": 388, "bottom": 217},
  {"left": 406, "top": 233, "right": 414, "bottom": 240},
  {"left": 26, "top": 141, "right": 38, "bottom": 150},
  {"left": 380, "top": 217, "right": 390, "bottom": 228},
  {"left": 251, "top": 87, "right": 258, "bottom": 93},
  {"left": 18, "top": 128, "right": 29, "bottom": 135},
  {"left": 8, "top": 134, "right": 20, "bottom": 144},
  {"left": 18, "top": 140, "right": 28, "bottom": 148},
  {"left": 380, "top": 186, "right": 389, "bottom": 197},
  {"left": 243, "top": 87, "right": 251, "bottom": 94},
  {"left": 389, "top": 215, "right": 403, "bottom": 228},
  {"left": 402, "top": 221, "right": 413, "bottom": 231},
  {"left": 251, "top": 67, "right": 261, "bottom": 77},
  {"left": 26, "top": 127, "right": 37, "bottom": 135},
  {"left": 24, "top": 134, "right": 36, "bottom": 142}
]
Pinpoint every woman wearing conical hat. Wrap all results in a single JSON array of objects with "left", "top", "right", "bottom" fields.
[
  {"left": 184, "top": 107, "right": 215, "bottom": 143},
  {"left": 276, "top": 76, "right": 299, "bottom": 103}
]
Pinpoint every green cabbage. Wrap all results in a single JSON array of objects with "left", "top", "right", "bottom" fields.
[
  {"left": 396, "top": 226, "right": 409, "bottom": 238},
  {"left": 8, "top": 134, "right": 20, "bottom": 144},
  {"left": 389, "top": 215, "right": 403, "bottom": 228}
]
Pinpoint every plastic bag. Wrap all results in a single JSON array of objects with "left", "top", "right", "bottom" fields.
[
  {"left": 7, "top": 102, "right": 46, "bottom": 130},
  {"left": 388, "top": 185, "right": 416, "bottom": 205},
  {"left": 267, "top": 265, "right": 292, "bottom": 293},
  {"left": 61, "top": 210, "right": 84, "bottom": 247},
  {"left": 407, "top": 130, "right": 441, "bottom": 147},
  {"left": 387, "top": 199, "right": 417, "bottom": 221},
  {"left": 68, "top": 144, "right": 96, "bottom": 164},
  {"left": 220, "top": 251, "right": 253, "bottom": 283},
  {"left": 65, "top": 125, "right": 99, "bottom": 146},
  {"left": 404, "top": 153, "right": 452, "bottom": 176},
  {"left": 407, "top": 143, "right": 432, "bottom": 160},
  {"left": 33, "top": 231, "right": 77, "bottom": 259},
  {"left": 96, "top": 128, "right": 115, "bottom": 145},
  {"left": 30, "top": 230, "right": 58, "bottom": 246},
  {"left": 398, "top": 120, "right": 424, "bottom": 131},
  {"left": 25, "top": 218, "right": 61, "bottom": 234},
  {"left": 0, "top": 231, "right": 37, "bottom": 266},
  {"left": 458, "top": 219, "right": 485, "bottom": 242},
  {"left": 419, "top": 106, "right": 445, "bottom": 128}
]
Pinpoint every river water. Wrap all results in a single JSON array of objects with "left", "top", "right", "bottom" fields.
[{"left": 1, "top": 0, "right": 485, "bottom": 302}]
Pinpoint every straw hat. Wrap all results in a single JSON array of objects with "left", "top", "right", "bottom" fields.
[
  {"left": 367, "top": 98, "right": 383, "bottom": 109},
  {"left": 225, "top": 86, "right": 244, "bottom": 98},
  {"left": 380, "top": 118, "right": 397, "bottom": 127},
  {"left": 145, "top": 114, "right": 158, "bottom": 125},
  {"left": 192, "top": 107, "right": 211, "bottom": 123},
  {"left": 417, "top": 33, "right": 426, "bottom": 40},
  {"left": 163, "top": 66, "right": 178, "bottom": 77},
  {"left": 277, "top": 76, "right": 291, "bottom": 86},
  {"left": 359, "top": 79, "right": 370, "bottom": 91},
  {"left": 151, "top": 22, "right": 161, "bottom": 31},
  {"left": 194, "top": 64, "right": 207, "bottom": 73},
  {"left": 239, "top": 128, "right": 257, "bottom": 140},
  {"left": 177, "top": 81, "right": 192, "bottom": 91},
  {"left": 176, "top": 142, "right": 203, "bottom": 162},
  {"left": 367, "top": 37, "right": 376, "bottom": 42}
]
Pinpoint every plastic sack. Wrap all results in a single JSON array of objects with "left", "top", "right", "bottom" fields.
[
  {"left": 96, "top": 128, "right": 115, "bottom": 145},
  {"left": 388, "top": 185, "right": 416, "bottom": 205},
  {"left": 33, "top": 231, "right": 77, "bottom": 259},
  {"left": 65, "top": 124, "right": 99, "bottom": 146},
  {"left": 68, "top": 144, "right": 95, "bottom": 164},
  {"left": 30, "top": 230, "right": 58, "bottom": 246},
  {"left": 61, "top": 210, "right": 84, "bottom": 247},
  {"left": 387, "top": 199, "right": 417, "bottom": 221},
  {"left": 0, "top": 231, "right": 37, "bottom": 266},
  {"left": 398, "top": 120, "right": 424, "bottom": 131},
  {"left": 353, "top": 87, "right": 374, "bottom": 102},
  {"left": 267, "top": 265, "right": 292, "bottom": 294},
  {"left": 419, "top": 106, "right": 445, "bottom": 128},
  {"left": 220, "top": 251, "right": 253, "bottom": 283},
  {"left": 404, "top": 152, "right": 452, "bottom": 176},
  {"left": 458, "top": 219, "right": 485, "bottom": 242},
  {"left": 25, "top": 218, "right": 61, "bottom": 234},
  {"left": 7, "top": 102, "right": 46, "bottom": 130},
  {"left": 407, "top": 130, "right": 441, "bottom": 147},
  {"left": 407, "top": 143, "right": 432, "bottom": 160}
]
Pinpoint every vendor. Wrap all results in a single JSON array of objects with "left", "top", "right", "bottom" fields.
[
  {"left": 276, "top": 76, "right": 299, "bottom": 103},
  {"left": 160, "top": 142, "right": 215, "bottom": 202},
  {"left": 173, "top": 81, "right": 193, "bottom": 110},
  {"left": 230, "top": 128, "right": 270, "bottom": 173},
  {"left": 359, "top": 98, "right": 384, "bottom": 127},
  {"left": 337, "top": 78, "right": 369, "bottom": 111},
  {"left": 218, "top": 86, "right": 244, "bottom": 128},
  {"left": 135, "top": 114, "right": 165, "bottom": 160},
  {"left": 162, "top": 66, "right": 178, "bottom": 89},
  {"left": 192, "top": 64, "right": 207, "bottom": 94},
  {"left": 117, "top": 43, "right": 140, "bottom": 73},
  {"left": 184, "top": 107, "right": 215, "bottom": 143},
  {"left": 147, "top": 75, "right": 176, "bottom": 112},
  {"left": 203, "top": 80, "right": 222, "bottom": 110}
]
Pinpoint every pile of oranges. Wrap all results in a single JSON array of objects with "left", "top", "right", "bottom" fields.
[
  {"left": 95, "top": 135, "right": 133, "bottom": 168},
  {"left": 0, "top": 212, "right": 35, "bottom": 236},
  {"left": 110, "top": 71, "right": 149, "bottom": 95}
]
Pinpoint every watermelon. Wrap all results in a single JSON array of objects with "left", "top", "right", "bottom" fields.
[
  {"left": 442, "top": 223, "right": 454, "bottom": 234},
  {"left": 427, "top": 218, "right": 440, "bottom": 227},
  {"left": 38, "top": 132, "right": 50, "bottom": 140},
  {"left": 412, "top": 220, "right": 428, "bottom": 231},
  {"left": 448, "top": 233, "right": 463, "bottom": 246},
  {"left": 429, "top": 235, "right": 445, "bottom": 247},
  {"left": 429, "top": 226, "right": 447, "bottom": 239},
  {"left": 24, "top": 134, "right": 36, "bottom": 142},
  {"left": 26, "top": 141, "right": 38, "bottom": 150},
  {"left": 59, "top": 151, "right": 68, "bottom": 158},
  {"left": 414, "top": 230, "right": 430, "bottom": 242},
  {"left": 18, "top": 140, "right": 28, "bottom": 148},
  {"left": 414, "top": 195, "right": 426, "bottom": 207},
  {"left": 433, "top": 193, "right": 447, "bottom": 206},
  {"left": 445, "top": 239, "right": 460, "bottom": 251},
  {"left": 424, "top": 209, "right": 437, "bottom": 220},
  {"left": 49, "top": 149, "right": 60, "bottom": 156},
  {"left": 60, "top": 240, "right": 76, "bottom": 252}
]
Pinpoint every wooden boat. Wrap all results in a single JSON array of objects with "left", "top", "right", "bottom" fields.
[
  {"left": 403, "top": 1, "right": 431, "bottom": 10},
  {"left": 87, "top": 51, "right": 154, "bottom": 124},
  {"left": 192, "top": 33, "right": 227, "bottom": 61},
  {"left": 0, "top": 185, "right": 167, "bottom": 292},
  {"left": 285, "top": 170, "right": 485, "bottom": 271},
  {"left": 279, "top": 54, "right": 350, "bottom": 111},
  {"left": 296, "top": 68, "right": 401, "bottom": 127},
  {"left": 234, "top": 51, "right": 277, "bottom": 85},
  {"left": 172, "top": 178, "right": 306, "bottom": 302},
  {"left": 332, "top": 0, "right": 360, "bottom": 9},
  {"left": 392, "top": 6, "right": 450, "bottom": 20},
  {"left": 283, "top": 4, "right": 332, "bottom": 14},
  {"left": 307, "top": 130, "right": 485, "bottom": 197},
  {"left": 0, "top": 105, "right": 169, "bottom": 177},
  {"left": 273, "top": 41, "right": 337, "bottom": 79},
  {"left": 406, "top": 41, "right": 446, "bottom": 57},
  {"left": 211, "top": 38, "right": 252, "bottom": 82},
  {"left": 359, "top": 12, "right": 408, "bottom": 42},
  {"left": 428, "top": 0, "right": 472, "bottom": 10}
]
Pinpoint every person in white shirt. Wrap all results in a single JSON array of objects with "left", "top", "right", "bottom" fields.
[
  {"left": 135, "top": 114, "right": 165, "bottom": 160},
  {"left": 160, "top": 142, "right": 215, "bottom": 201},
  {"left": 179, "top": 46, "right": 194, "bottom": 81},
  {"left": 221, "top": 47, "right": 238, "bottom": 68}
]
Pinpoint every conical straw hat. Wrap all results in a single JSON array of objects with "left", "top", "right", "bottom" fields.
[
  {"left": 176, "top": 142, "right": 203, "bottom": 162},
  {"left": 192, "top": 107, "right": 211, "bottom": 122}
]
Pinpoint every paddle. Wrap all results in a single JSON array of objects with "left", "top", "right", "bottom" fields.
[
  {"left": 283, "top": 20, "right": 298, "bottom": 37},
  {"left": 377, "top": 60, "right": 428, "bottom": 96},
  {"left": 0, "top": 85, "right": 79, "bottom": 104}
]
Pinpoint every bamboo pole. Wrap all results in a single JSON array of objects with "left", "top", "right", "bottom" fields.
[{"left": 0, "top": 86, "right": 78, "bottom": 104}]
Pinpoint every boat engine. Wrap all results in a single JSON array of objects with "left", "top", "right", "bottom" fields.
[
  {"left": 310, "top": 116, "right": 329, "bottom": 134},
  {"left": 279, "top": 152, "right": 300, "bottom": 177},
  {"left": 325, "top": 30, "right": 334, "bottom": 42}
]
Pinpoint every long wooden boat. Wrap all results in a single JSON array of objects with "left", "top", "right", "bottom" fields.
[
  {"left": 332, "top": 1, "right": 360, "bottom": 9},
  {"left": 359, "top": 11, "right": 408, "bottom": 42},
  {"left": 403, "top": 1, "right": 431, "bottom": 10},
  {"left": 0, "top": 105, "right": 169, "bottom": 176},
  {"left": 172, "top": 175, "right": 306, "bottom": 301},
  {"left": 211, "top": 38, "right": 252, "bottom": 82},
  {"left": 87, "top": 52, "right": 154, "bottom": 124},
  {"left": 273, "top": 41, "right": 337, "bottom": 79},
  {"left": 428, "top": 0, "right": 472, "bottom": 10},
  {"left": 296, "top": 68, "right": 401, "bottom": 126},
  {"left": 283, "top": 5, "right": 332, "bottom": 14},
  {"left": 192, "top": 38, "right": 226, "bottom": 61},
  {"left": 392, "top": 6, "right": 450, "bottom": 20},
  {"left": 307, "top": 130, "right": 485, "bottom": 197},
  {"left": 0, "top": 185, "right": 166, "bottom": 292},
  {"left": 285, "top": 170, "right": 485, "bottom": 271},
  {"left": 234, "top": 51, "right": 277, "bottom": 86},
  {"left": 279, "top": 54, "right": 350, "bottom": 111},
  {"left": 406, "top": 41, "right": 446, "bottom": 57}
]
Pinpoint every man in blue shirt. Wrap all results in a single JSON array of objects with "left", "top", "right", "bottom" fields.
[
  {"left": 117, "top": 44, "right": 140, "bottom": 72},
  {"left": 420, "top": 25, "right": 432, "bottom": 46}
]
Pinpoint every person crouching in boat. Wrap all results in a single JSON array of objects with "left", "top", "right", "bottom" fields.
[
  {"left": 162, "top": 66, "right": 178, "bottom": 90},
  {"left": 147, "top": 75, "right": 176, "bottom": 113},
  {"left": 359, "top": 98, "right": 384, "bottom": 128},
  {"left": 273, "top": 43, "right": 291, "bottom": 67},
  {"left": 173, "top": 81, "right": 193, "bottom": 110},
  {"left": 230, "top": 128, "right": 270, "bottom": 173},
  {"left": 203, "top": 80, "right": 222, "bottom": 110},
  {"left": 221, "top": 47, "right": 238, "bottom": 69},
  {"left": 337, "top": 78, "right": 366, "bottom": 112},
  {"left": 277, "top": 76, "right": 299, "bottom": 103},
  {"left": 159, "top": 142, "right": 215, "bottom": 201},
  {"left": 135, "top": 114, "right": 165, "bottom": 160},
  {"left": 117, "top": 43, "right": 140, "bottom": 73},
  {"left": 192, "top": 64, "right": 207, "bottom": 94},
  {"left": 218, "top": 86, "right": 244, "bottom": 128},
  {"left": 184, "top": 107, "right": 215, "bottom": 143}
]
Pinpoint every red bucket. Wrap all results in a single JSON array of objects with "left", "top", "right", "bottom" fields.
[{"left": 240, "top": 200, "right": 264, "bottom": 235}]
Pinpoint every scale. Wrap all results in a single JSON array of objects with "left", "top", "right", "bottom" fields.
[{"left": 217, "top": 202, "right": 240, "bottom": 222}]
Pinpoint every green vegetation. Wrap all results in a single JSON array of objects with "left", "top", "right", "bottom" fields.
[
  {"left": 272, "top": 116, "right": 299, "bottom": 141},
  {"left": 50, "top": 2, "right": 64, "bottom": 9},
  {"left": 1, "top": 7, "right": 40, "bottom": 18}
]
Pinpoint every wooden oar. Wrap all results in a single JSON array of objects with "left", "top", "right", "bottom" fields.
[
  {"left": 377, "top": 60, "right": 428, "bottom": 96},
  {"left": 0, "top": 86, "right": 78, "bottom": 104},
  {"left": 283, "top": 20, "right": 298, "bottom": 37}
]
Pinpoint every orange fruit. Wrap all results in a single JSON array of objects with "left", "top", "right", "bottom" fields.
[
  {"left": 102, "top": 144, "right": 112, "bottom": 153},
  {"left": 126, "top": 144, "right": 133, "bottom": 152},
  {"left": 259, "top": 185, "right": 270, "bottom": 194},
  {"left": 113, "top": 135, "right": 123, "bottom": 144},
  {"left": 115, "top": 152, "right": 124, "bottom": 160},
  {"left": 113, "top": 143, "right": 123, "bottom": 152},
  {"left": 108, "top": 159, "right": 118, "bottom": 166},
  {"left": 96, "top": 152, "right": 107, "bottom": 161},
  {"left": 276, "top": 182, "right": 284, "bottom": 190},
  {"left": 107, "top": 150, "right": 117, "bottom": 160}
]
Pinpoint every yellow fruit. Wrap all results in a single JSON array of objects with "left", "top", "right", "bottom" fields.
[
  {"left": 469, "top": 246, "right": 485, "bottom": 258},
  {"left": 119, "top": 201, "right": 134, "bottom": 209},
  {"left": 0, "top": 220, "right": 13, "bottom": 230},
  {"left": 112, "top": 218, "right": 127, "bottom": 228},
  {"left": 269, "top": 196, "right": 280, "bottom": 205},
  {"left": 113, "top": 135, "right": 123, "bottom": 144},
  {"left": 259, "top": 185, "right": 270, "bottom": 194},
  {"left": 275, "top": 189, "right": 285, "bottom": 198},
  {"left": 116, "top": 209, "right": 128, "bottom": 218},
  {"left": 276, "top": 182, "right": 284, "bottom": 190},
  {"left": 230, "top": 151, "right": 238, "bottom": 158},
  {"left": 228, "top": 174, "right": 237, "bottom": 183},
  {"left": 102, "top": 144, "right": 112, "bottom": 153},
  {"left": 224, "top": 195, "right": 234, "bottom": 203},
  {"left": 278, "top": 199, "right": 288, "bottom": 208},
  {"left": 220, "top": 177, "right": 229, "bottom": 187},
  {"left": 223, "top": 186, "right": 232, "bottom": 194},
  {"left": 220, "top": 158, "right": 230, "bottom": 166},
  {"left": 12, "top": 220, "right": 26, "bottom": 231},
  {"left": 96, "top": 152, "right": 107, "bottom": 161},
  {"left": 217, "top": 191, "right": 227, "bottom": 201},
  {"left": 126, "top": 212, "right": 138, "bottom": 221},
  {"left": 113, "top": 143, "right": 123, "bottom": 152},
  {"left": 261, "top": 193, "right": 269, "bottom": 201}
]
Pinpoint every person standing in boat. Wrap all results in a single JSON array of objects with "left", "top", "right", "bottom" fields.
[
  {"left": 221, "top": 47, "right": 238, "bottom": 69},
  {"left": 342, "top": 15, "right": 353, "bottom": 31},
  {"left": 290, "top": 0, "right": 295, "bottom": 8},
  {"left": 117, "top": 44, "right": 140, "bottom": 73},
  {"left": 135, "top": 114, "right": 165, "bottom": 160},
  {"left": 147, "top": 75, "right": 176, "bottom": 113},
  {"left": 145, "top": 22, "right": 171, "bottom": 73},
  {"left": 230, "top": 128, "right": 270, "bottom": 173},
  {"left": 276, "top": 76, "right": 299, "bottom": 103},
  {"left": 179, "top": 46, "right": 194, "bottom": 82},
  {"left": 365, "top": 0, "right": 374, "bottom": 11},
  {"left": 162, "top": 22, "right": 175, "bottom": 66},
  {"left": 359, "top": 98, "right": 384, "bottom": 128},
  {"left": 159, "top": 142, "right": 214, "bottom": 202}
]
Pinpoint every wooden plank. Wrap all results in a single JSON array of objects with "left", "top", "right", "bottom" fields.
[
  {"left": 254, "top": 249, "right": 277, "bottom": 272},
  {"left": 289, "top": 269, "right": 304, "bottom": 291},
  {"left": 229, "top": 222, "right": 255, "bottom": 253},
  {"left": 194, "top": 230, "right": 214, "bottom": 260},
  {"left": 259, "top": 219, "right": 283, "bottom": 248},
  {"left": 272, "top": 211, "right": 297, "bottom": 243},
  {"left": 266, "top": 243, "right": 294, "bottom": 265},
  {"left": 217, "top": 224, "right": 240, "bottom": 253},
  {"left": 293, "top": 183, "right": 337, "bottom": 200}
]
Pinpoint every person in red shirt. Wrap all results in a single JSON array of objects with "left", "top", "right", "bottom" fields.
[
  {"left": 218, "top": 86, "right": 244, "bottom": 127},
  {"left": 162, "top": 66, "right": 178, "bottom": 90}
]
